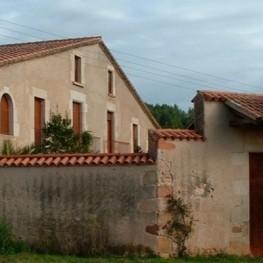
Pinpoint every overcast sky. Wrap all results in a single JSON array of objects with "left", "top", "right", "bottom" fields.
[{"left": 1, "top": 1, "right": 263, "bottom": 110}]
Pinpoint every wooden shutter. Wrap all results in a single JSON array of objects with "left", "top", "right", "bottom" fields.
[
  {"left": 34, "top": 98, "right": 44, "bottom": 145},
  {"left": 73, "top": 102, "right": 81, "bottom": 134},
  {"left": 107, "top": 112, "right": 114, "bottom": 153},
  {"left": 250, "top": 153, "right": 263, "bottom": 256},
  {"left": 0, "top": 94, "right": 9, "bottom": 135},
  {"left": 108, "top": 70, "right": 113, "bottom": 94},
  {"left": 133, "top": 124, "right": 138, "bottom": 152},
  {"left": 74, "top": 56, "right": 81, "bottom": 83}
]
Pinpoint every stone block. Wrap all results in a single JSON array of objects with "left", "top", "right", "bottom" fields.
[
  {"left": 158, "top": 141, "right": 175, "bottom": 150},
  {"left": 158, "top": 197, "right": 168, "bottom": 212},
  {"left": 138, "top": 185, "right": 156, "bottom": 199},
  {"left": 158, "top": 211, "right": 172, "bottom": 226},
  {"left": 157, "top": 236, "right": 172, "bottom": 254},
  {"left": 139, "top": 199, "right": 158, "bottom": 213},
  {"left": 145, "top": 224, "right": 159, "bottom": 235},
  {"left": 157, "top": 184, "right": 172, "bottom": 197}
]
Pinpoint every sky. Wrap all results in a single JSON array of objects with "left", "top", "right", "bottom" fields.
[{"left": 1, "top": 1, "right": 263, "bottom": 110}]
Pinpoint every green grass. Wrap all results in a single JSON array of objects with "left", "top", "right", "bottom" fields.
[{"left": 0, "top": 254, "right": 263, "bottom": 263}]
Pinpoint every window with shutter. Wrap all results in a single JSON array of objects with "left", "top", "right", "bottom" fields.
[
  {"left": 74, "top": 55, "right": 82, "bottom": 83},
  {"left": 34, "top": 98, "right": 44, "bottom": 145},
  {"left": 107, "top": 111, "right": 114, "bottom": 153},
  {"left": 0, "top": 94, "right": 12, "bottom": 135},
  {"left": 73, "top": 102, "right": 81, "bottom": 135}
]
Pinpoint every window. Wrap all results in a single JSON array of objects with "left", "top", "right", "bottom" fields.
[
  {"left": 74, "top": 55, "right": 82, "bottom": 83},
  {"left": 34, "top": 97, "right": 44, "bottom": 145},
  {"left": 108, "top": 70, "right": 113, "bottom": 95},
  {"left": 132, "top": 124, "right": 138, "bottom": 153},
  {"left": 73, "top": 102, "right": 81, "bottom": 134},
  {"left": 0, "top": 94, "right": 13, "bottom": 135},
  {"left": 107, "top": 111, "right": 114, "bottom": 153}
]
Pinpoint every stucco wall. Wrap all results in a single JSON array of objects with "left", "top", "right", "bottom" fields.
[
  {"left": 0, "top": 164, "right": 159, "bottom": 253},
  {"left": 155, "top": 101, "right": 263, "bottom": 256}
]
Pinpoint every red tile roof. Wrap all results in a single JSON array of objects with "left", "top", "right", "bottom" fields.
[
  {"left": 0, "top": 153, "right": 155, "bottom": 167},
  {"left": 197, "top": 90, "right": 263, "bottom": 122},
  {"left": 150, "top": 129, "right": 204, "bottom": 141},
  {"left": 0, "top": 36, "right": 101, "bottom": 67}
]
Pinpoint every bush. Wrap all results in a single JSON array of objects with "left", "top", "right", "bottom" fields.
[
  {"left": 0, "top": 219, "right": 29, "bottom": 254},
  {"left": 42, "top": 111, "right": 93, "bottom": 153}
]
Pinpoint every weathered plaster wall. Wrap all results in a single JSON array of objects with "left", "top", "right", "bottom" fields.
[
  {"left": 155, "top": 101, "right": 263, "bottom": 256},
  {"left": 0, "top": 164, "right": 159, "bottom": 253}
]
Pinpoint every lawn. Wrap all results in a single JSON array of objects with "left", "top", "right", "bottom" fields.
[{"left": 0, "top": 254, "right": 263, "bottom": 263}]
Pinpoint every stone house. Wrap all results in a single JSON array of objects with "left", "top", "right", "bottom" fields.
[
  {"left": 150, "top": 90, "right": 263, "bottom": 256},
  {"left": 0, "top": 37, "right": 159, "bottom": 153}
]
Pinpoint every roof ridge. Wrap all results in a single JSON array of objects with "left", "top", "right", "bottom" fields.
[
  {"left": 198, "top": 89, "right": 263, "bottom": 97},
  {"left": 0, "top": 36, "right": 103, "bottom": 67},
  {"left": 0, "top": 36, "right": 102, "bottom": 48},
  {"left": 150, "top": 128, "right": 205, "bottom": 141}
]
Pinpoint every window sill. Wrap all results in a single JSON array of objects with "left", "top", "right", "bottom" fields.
[
  {"left": 108, "top": 93, "right": 116, "bottom": 98},
  {"left": 73, "top": 81, "right": 84, "bottom": 88}
]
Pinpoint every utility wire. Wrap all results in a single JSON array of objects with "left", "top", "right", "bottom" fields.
[
  {"left": 0, "top": 32, "right": 258, "bottom": 94},
  {"left": 111, "top": 49, "right": 263, "bottom": 90},
  {"left": 0, "top": 19, "right": 65, "bottom": 39},
  {"left": 0, "top": 19, "right": 262, "bottom": 93}
]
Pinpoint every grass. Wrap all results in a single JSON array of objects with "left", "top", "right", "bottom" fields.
[{"left": 0, "top": 254, "right": 263, "bottom": 263}]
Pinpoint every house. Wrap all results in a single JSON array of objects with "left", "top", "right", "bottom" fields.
[
  {"left": 149, "top": 90, "right": 263, "bottom": 256},
  {"left": 0, "top": 37, "right": 159, "bottom": 153}
]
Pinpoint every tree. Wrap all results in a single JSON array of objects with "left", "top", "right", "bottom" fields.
[
  {"left": 146, "top": 103, "right": 193, "bottom": 129},
  {"left": 43, "top": 111, "right": 92, "bottom": 153}
]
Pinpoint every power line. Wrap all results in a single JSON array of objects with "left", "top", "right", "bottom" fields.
[
  {"left": 0, "top": 19, "right": 65, "bottom": 39},
  {"left": 0, "top": 18, "right": 262, "bottom": 93},
  {"left": 111, "top": 49, "right": 263, "bottom": 90},
  {"left": 118, "top": 58, "right": 239, "bottom": 91}
]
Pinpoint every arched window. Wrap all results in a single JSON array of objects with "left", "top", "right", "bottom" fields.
[{"left": 0, "top": 94, "right": 13, "bottom": 135}]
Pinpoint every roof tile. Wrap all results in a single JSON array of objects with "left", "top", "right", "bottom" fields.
[
  {"left": 0, "top": 153, "right": 155, "bottom": 167},
  {"left": 150, "top": 129, "right": 204, "bottom": 141},
  {"left": 0, "top": 37, "right": 102, "bottom": 67},
  {"left": 197, "top": 90, "right": 263, "bottom": 121}
]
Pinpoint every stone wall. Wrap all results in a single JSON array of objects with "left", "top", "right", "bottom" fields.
[
  {"left": 0, "top": 164, "right": 159, "bottom": 254},
  {"left": 153, "top": 101, "right": 263, "bottom": 256}
]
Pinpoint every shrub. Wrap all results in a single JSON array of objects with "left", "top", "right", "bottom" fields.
[
  {"left": 0, "top": 219, "right": 29, "bottom": 254},
  {"left": 166, "top": 197, "right": 194, "bottom": 257},
  {"left": 43, "top": 111, "right": 93, "bottom": 153}
]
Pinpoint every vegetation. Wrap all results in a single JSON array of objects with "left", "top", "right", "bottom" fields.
[
  {"left": 0, "top": 217, "right": 261, "bottom": 262},
  {"left": 0, "top": 219, "right": 29, "bottom": 255},
  {"left": 0, "top": 111, "right": 93, "bottom": 155},
  {"left": 42, "top": 111, "right": 92, "bottom": 153},
  {"left": 146, "top": 103, "right": 193, "bottom": 128},
  {"left": 0, "top": 254, "right": 262, "bottom": 262},
  {"left": 166, "top": 197, "right": 194, "bottom": 257}
]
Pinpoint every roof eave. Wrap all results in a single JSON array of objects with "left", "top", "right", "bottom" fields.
[
  {"left": 98, "top": 41, "right": 160, "bottom": 128},
  {"left": 224, "top": 99, "right": 262, "bottom": 123}
]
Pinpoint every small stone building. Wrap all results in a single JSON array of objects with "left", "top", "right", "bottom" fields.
[{"left": 150, "top": 90, "right": 263, "bottom": 256}]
